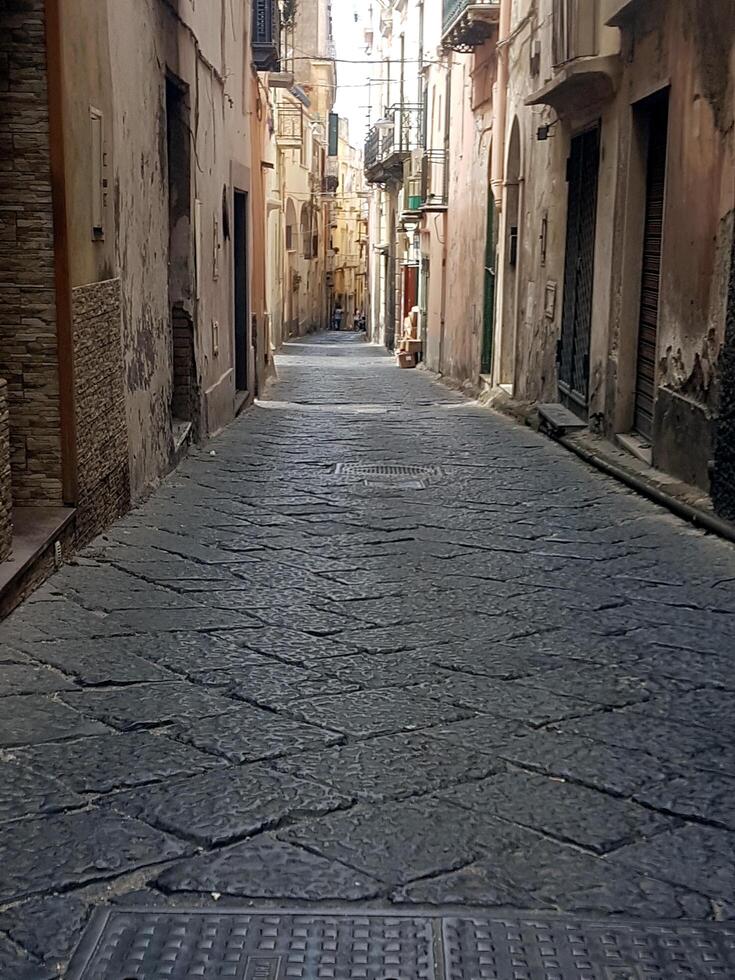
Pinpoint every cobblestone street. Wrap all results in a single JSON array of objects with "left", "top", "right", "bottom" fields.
[{"left": 2, "top": 334, "right": 735, "bottom": 975}]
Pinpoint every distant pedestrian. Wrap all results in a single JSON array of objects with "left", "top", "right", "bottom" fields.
[{"left": 333, "top": 303, "right": 343, "bottom": 331}]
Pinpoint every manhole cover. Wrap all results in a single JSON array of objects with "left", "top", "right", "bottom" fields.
[
  {"left": 67, "top": 908, "right": 735, "bottom": 979},
  {"left": 332, "top": 463, "right": 446, "bottom": 489}
]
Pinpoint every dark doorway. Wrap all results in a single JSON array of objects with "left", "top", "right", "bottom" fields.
[
  {"left": 233, "top": 190, "right": 249, "bottom": 393},
  {"left": 166, "top": 76, "right": 195, "bottom": 427},
  {"left": 403, "top": 264, "right": 418, "bottom": 320},
  {"left": 633, "top": 92, "right": 669, "bottom": 439},
  {"left": 558, "top": 126, "right": 600, "bottom": 408},
  {"left": 481, "top": 189, "right": 496, "bottom": 375}
]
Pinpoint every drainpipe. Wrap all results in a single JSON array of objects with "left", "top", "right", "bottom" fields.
[
  {"left": 490, "top": 0, "right": 511, "bottom": 212},
  {"left": 44, "top": 0, "right": 78, "bottom": 505}
]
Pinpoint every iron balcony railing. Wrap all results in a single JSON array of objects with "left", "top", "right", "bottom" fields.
[
  {"left": 442, "top": 0, "right": 500, "bottom": 51},
  {"left": 364, "top": 103, "right": 424, "bottom": 182},
  {"left": 422, "top": 149, "right": 449, "bottom": 209},
  {"left": 252, "top": 0, "right": 281, "bottom": 71}
]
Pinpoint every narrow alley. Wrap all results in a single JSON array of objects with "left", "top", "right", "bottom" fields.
[{"left": 1, "top": 335, "right": 735, "bottom": 976}]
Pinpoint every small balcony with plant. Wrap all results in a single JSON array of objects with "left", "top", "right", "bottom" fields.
[{"left": 442, "top": 0, "right": 500, "bottom": 53}]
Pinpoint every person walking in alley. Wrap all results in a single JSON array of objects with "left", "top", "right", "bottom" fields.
[{"left": 332, "top": 302, "right": 343, "bottom": 331}]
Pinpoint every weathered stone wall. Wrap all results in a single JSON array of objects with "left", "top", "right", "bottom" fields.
[
  {"left": 713, "top": 223, "right": 735, "bottom": 519},
  {"left": 72, "top": 279, "right": 130, "bottom": 546},
  {"left": 0, "top": 379, "right": 12, "bottom": 562},
  {"left": 0, "top": 0, "right": 63, "bottom": 507}
]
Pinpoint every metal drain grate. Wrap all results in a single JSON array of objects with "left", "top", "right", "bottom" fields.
[
  {"left": 332, "top": 463, "right": 446, "bottom": 489},
  {"left": 67, "top": 908, "right": 735, "bottom": 979}
]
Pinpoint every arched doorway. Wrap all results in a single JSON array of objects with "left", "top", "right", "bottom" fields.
[{"left": 499, "top": 117, "right": 521, "bottom": 388}]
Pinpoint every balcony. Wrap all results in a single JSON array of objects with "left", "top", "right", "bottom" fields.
[
  {"left": 442, "top": 0, "right": 500, "bottom": 52},
  {"left": 276, "top": 104, "right": 303, "bottom": 148},
  {"left": 364, "top": 104, "right": 423, "bottom": 185},
  {"left": 526, "top": 0, "right": 620, "bottom": 114},
  {"left": 252, "top": 0, "right": 281, "bottom": 72}
]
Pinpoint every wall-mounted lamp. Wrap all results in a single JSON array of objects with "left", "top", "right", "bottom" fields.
[{"left": 537, "top": 119, "right": 560, "bottom": 141}]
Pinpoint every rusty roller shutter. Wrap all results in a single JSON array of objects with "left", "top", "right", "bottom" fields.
[{"left": 634, "top": 98, "right": 669, "bottom": 439}]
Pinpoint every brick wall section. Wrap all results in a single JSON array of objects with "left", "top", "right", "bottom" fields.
[
  {"left": 72, "top": 279, "right": 130, "bottom": 545},
  {"left": 0, "top": 379, "right": 12, "bottom": 562},
  {"left": 0, "top": 0, "right": 63, "bottom": 507}
]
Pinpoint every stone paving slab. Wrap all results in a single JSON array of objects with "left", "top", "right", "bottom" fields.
[
  {"left": 439, "top": 770, "right": 678, "bottom": 855},
  {"left": 104, "top": 764, "right": 351, "bottom": 846},
  {"left": 2, "top": 335, "right": 735, "bottom": 973},
  {"left": 0, "top": 810, "right": 188, "bottom": 904},
  {"left": 60, "top": 682, "right": 235, "bottom": 731},
  {"left": 166, "top": 702, "right": 343, "bottom": 763},
  {"left": 9, "top": 732, "right": 220, "bottom": 794},
  {"left": 0, "top": 696, "right": 109, "bottom": 748}
]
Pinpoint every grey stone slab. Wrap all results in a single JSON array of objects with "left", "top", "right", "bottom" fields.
[
  {"left": 0, "top": 935, "right": 54, "bottom": 980},
  {"left": 516, "top": 664, "right": 656, "bottom": 708},
  {"left": 425, "top": 714, "right": 531, "bottom": 754},
  {"left": 0, "top": 809, "right": 187, "bottom": 904},
  {"left": 560, "top": 708, "right": 722, "bottom": 764},
  {"left": 442, "top": 770, "right": 676, "bottom": 854},
  {"left": 411, "top": 675, "right": 597, "bottom": 727},
  {"left": 397, "top": 818, "right": 711, "bottom": 919},
  {"left": 611, "top": 824, "right": 735, "bottom": 902},
  {"left": 61, "top": 682, "right": 234, "bottom": 731},
  {"left": 156, "top": 835, "right": 382, "bottom": 900},
  {"left": 105, "top": 606, "right": 259, "bottom": 633},
  {"left": 0, "top": 663, "right": 77, "bottom": 695},
  {"left": 247, "top": 603, "right": 355, "bottom": 635},
  {"left": 323, "top": 650, "right": 440, "bottom": 688},
  {"left": 0, "top": 644, "right": 32, "bottom": 665},
  {"left": 424, "top": 644, "right": 556, "bottom": 680},
  {"left": 223, "top": 663, "right": 358, "bottom": 707},
  {"left": 629, "top": 687, "right": 735, "bottom": 735},
  {"left": 0, "top": 760, "right": 84, "bottom": 825},
  {"left": 634, "top": 772, "right": 735, "bottom": 830},
  {"left": 0, "top": 696, "right": 109, "bottom": 748},
  {"left": 279, "top": 798, "right": 480, "bottom": 885},
  {"left": 272, "top": 732, "right": 499, "bottom": 803},
  {"left": 168, "top": 703, "right": 343, "bottom": 763},
  {"left": 497, "top": 729, "right": 674, "bottom": 796},
  {"left": 235, "top": 625, "right": 359, "bottom": 664},
  {"left": 26, "top": 639, "right": 174, "bottom": 685},
  {"left": 11, "top": 732, "right": 219, "bottom": 794},
  {"left": 0, "top": 894, "right": 92, "bottom": 969},
  {"left": 289, "top": 688, "right": 472, "bottom": 737},
  {"left": 106, "top": 764, "right": 350, "bottom": 846}
]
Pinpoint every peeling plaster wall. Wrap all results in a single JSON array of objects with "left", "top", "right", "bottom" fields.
[{"left": 105, "top": 0, "right": 256, "bottom": 495}]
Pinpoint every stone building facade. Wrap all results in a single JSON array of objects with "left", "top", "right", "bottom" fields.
[
  {"left": 0, "top": 0, "right": 277, "bottom": 604},
  {"left": 269, "top": 0, "right": 336, "bottom": 343},
  {"left": 364, "top": 0, "right": 735, "bottom": 518}
]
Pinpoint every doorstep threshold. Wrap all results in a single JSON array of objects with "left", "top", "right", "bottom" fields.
[{"left": 0, "top": 506, "right": 75, "bottom": 601}]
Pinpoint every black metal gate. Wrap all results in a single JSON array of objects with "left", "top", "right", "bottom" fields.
[
  {"left": 558, "top": 127, "right": 600, "bottom": 406},
  {"left": 634, "top": 95, "right": 669, "bottom": 438}
]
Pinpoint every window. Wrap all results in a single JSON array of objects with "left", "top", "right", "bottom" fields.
[{"left": 552, "top": 0, "right": 598, "bottom": 66}]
